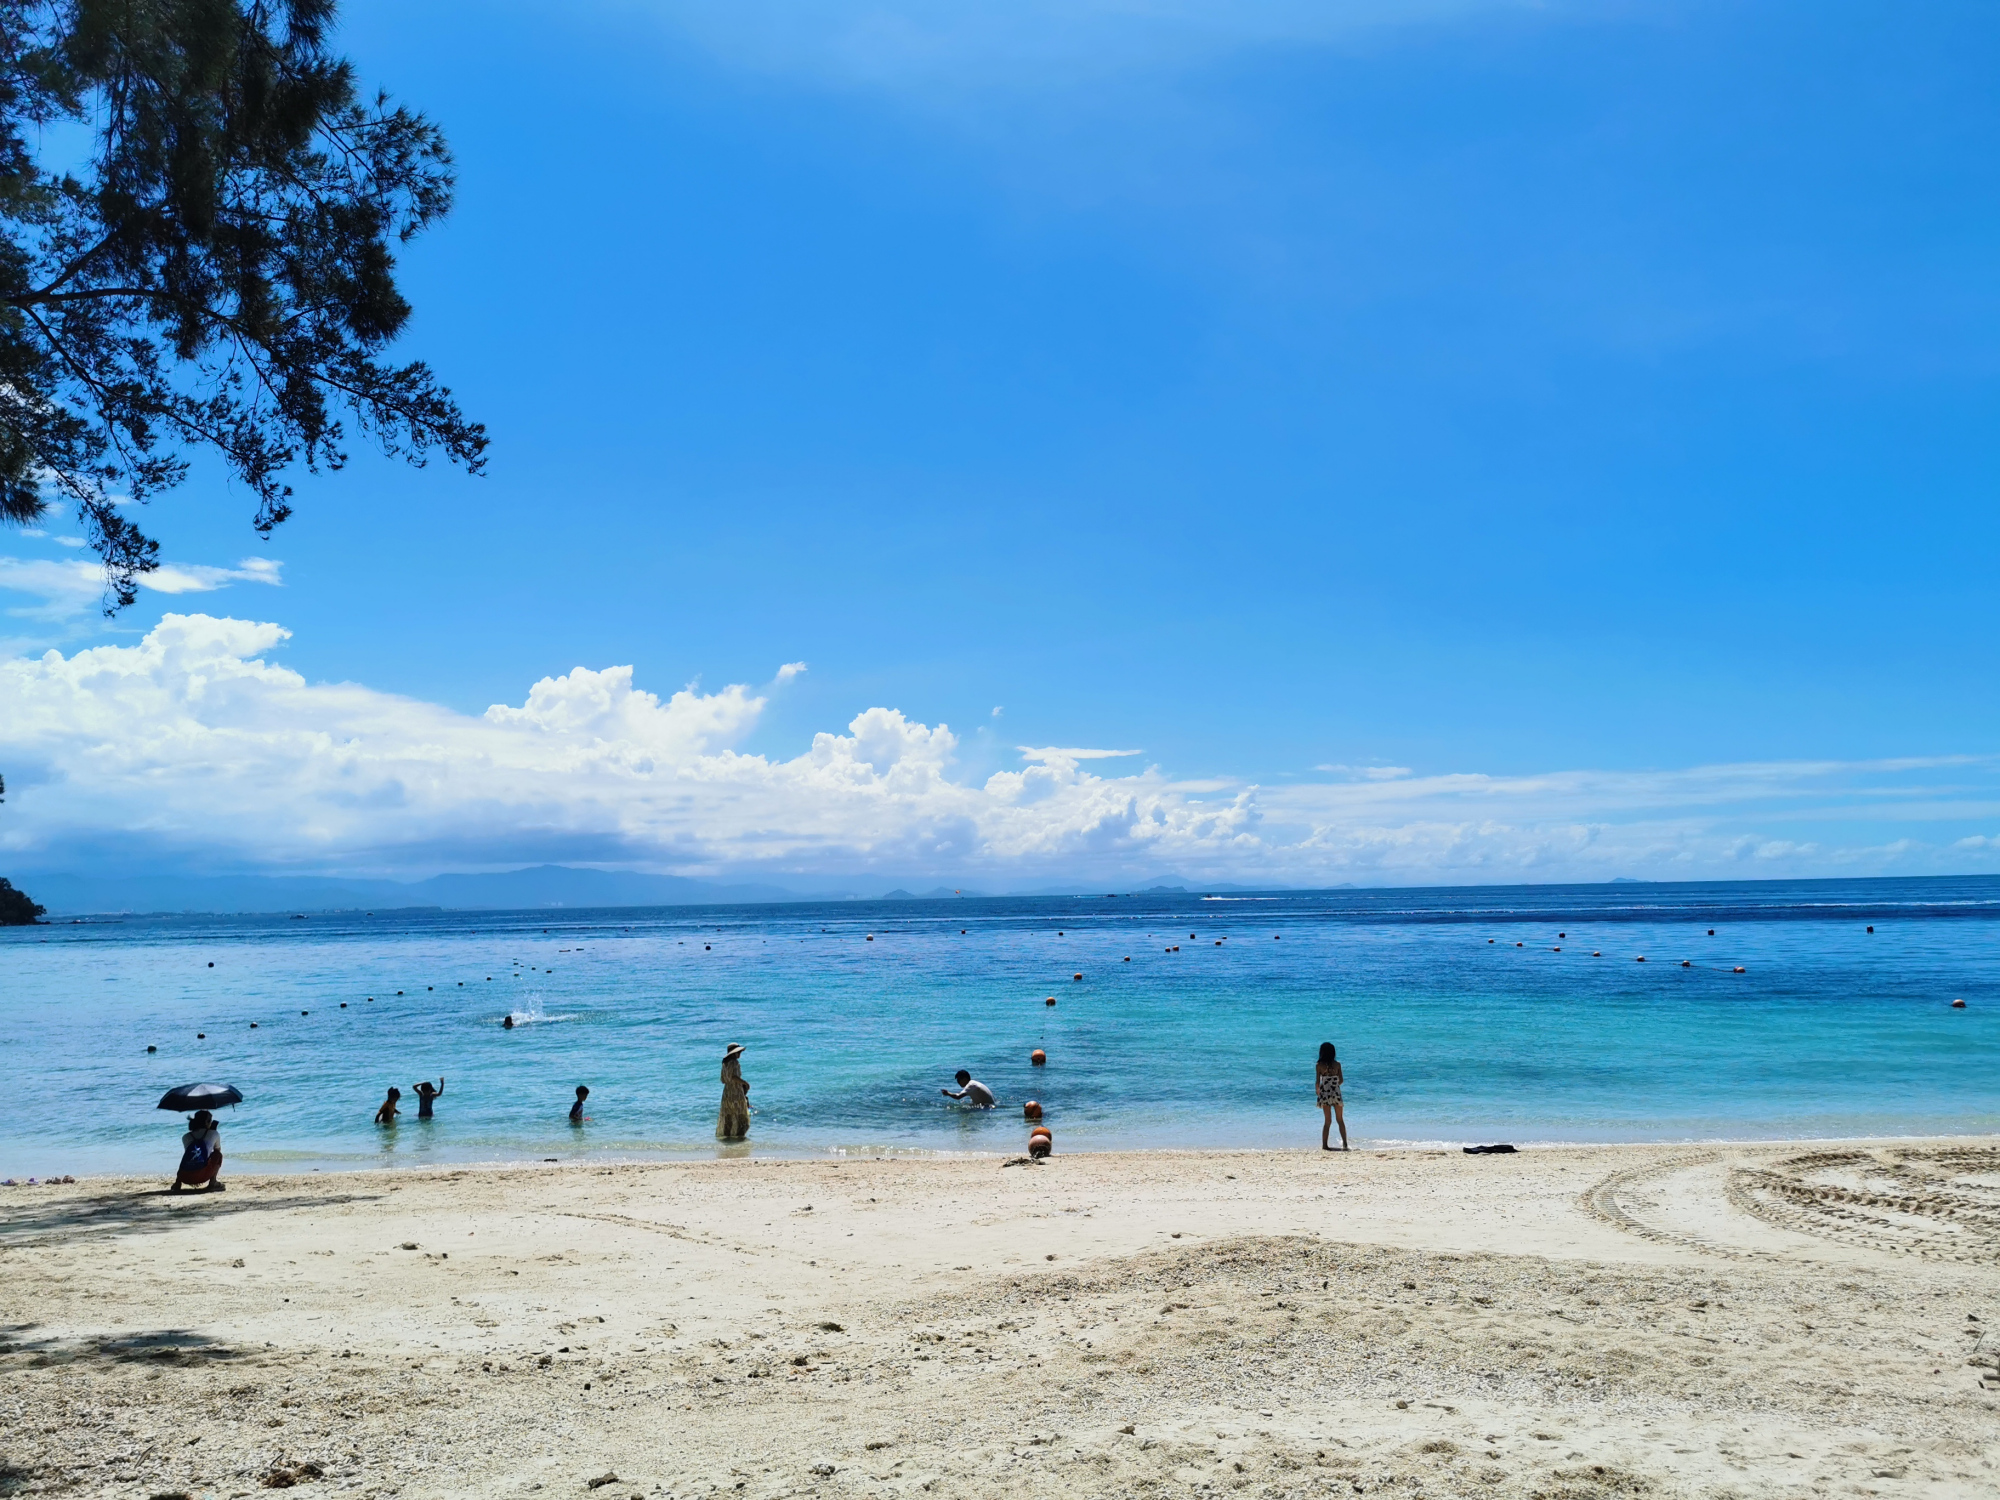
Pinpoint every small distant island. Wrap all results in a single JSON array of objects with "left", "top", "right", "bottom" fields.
[{"left": 0, "top": 878, "right": 46, "bottom": 925}]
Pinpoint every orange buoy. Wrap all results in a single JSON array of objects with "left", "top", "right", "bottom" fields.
[
  {"left": 1030, "top": 1049, "right": 1046, "bottom": 1066},
  {"left": 1552, "top": 947, "right": 1561, "bottom": 952},
  {"left": 1123, "top": 956, "right": 1131, "bottom": 962},
  {"left": 1028, "top": 1134, "right": 1052, "bottom": 1159},
  {"left": 1593, "top": 951, "right": 1601, "bottom": 957},
  {"left": 1024, "top": 1100, "right": 1043, "bottom": 1121},
  {"left": 1952, "top": 998, "right": 1966, "bottom": 1008},
  {"left": 1045, "top": 996, "right": 1056, "bottom": 1007},
  {"left": 1734, "top": 967, "right": 1745, "bottom": 973},
  {"left": 1636, "top": 956, "right": 1646, "bottom": 962},
  {"left": 1073, "top": 973, "right": 1082, "bottom": 981},
  {"left": 1558, "top": 932, "right": 1566, "bottom": 939}
]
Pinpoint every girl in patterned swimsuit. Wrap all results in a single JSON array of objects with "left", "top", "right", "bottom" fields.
[{"left": 1316, "top": 1041, "right": 1348, "bottom": 1151}]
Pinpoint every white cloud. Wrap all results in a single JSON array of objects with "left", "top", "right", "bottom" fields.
[
  {"left": 0, "top": 553, "right": 282, "bottom": 624},
  {"left": 3, "top": 613, "right": 2000, "bottom": 885},
  {"left": 1316, "top": 763, "right": 1412, "bottom": 780},
  {"left": 1018, "top": 746, "right": 1144, "bottom": 762},
  {"left": 775, "top": 661, "right": 808, "bottom": 682},
  {"left": 0, "top": 615, "right": 1218, "bottom": 875},
  {"left": 139, "top": 558, "right": 284, "bottom": 595},
  {"left": 0, "top": 558, "right": 106, "bottom": 621}
]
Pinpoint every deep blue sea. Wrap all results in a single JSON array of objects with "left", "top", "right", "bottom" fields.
[{"left": 2, "top": 876, "right": 1997, "bottom": 1177}]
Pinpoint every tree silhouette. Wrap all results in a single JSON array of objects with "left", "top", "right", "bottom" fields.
[{"left": 0, "top": 0, "right": 485, "bottom": 607}]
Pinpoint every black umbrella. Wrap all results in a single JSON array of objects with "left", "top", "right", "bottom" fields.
[{"left": 157, "top": 1083, "right": 243, "bottom": 1112}]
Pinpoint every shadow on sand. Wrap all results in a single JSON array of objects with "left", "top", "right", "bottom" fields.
[
  {"left": 0, "top": 1321, "right": 257, "bottom": 1368},
  {"left": 0, "top": 1182, "right": 381, "bottom": 1247}
]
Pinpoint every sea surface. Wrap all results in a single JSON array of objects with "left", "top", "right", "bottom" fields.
[{"left": 2, "top": 876, "right": 1997, "bottom": 1177}]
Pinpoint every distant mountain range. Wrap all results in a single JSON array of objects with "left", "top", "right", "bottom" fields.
[
  {"left": 10, "top": 866, "right": 1307, "bottom": 916},
  {"left": 17, "top": 866, "right": 825, "bottom": 916}
]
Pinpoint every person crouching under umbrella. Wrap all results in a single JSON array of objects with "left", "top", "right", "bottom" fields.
[{"left": 172, "top": 1109, "right": 224, "bottom": 1193}]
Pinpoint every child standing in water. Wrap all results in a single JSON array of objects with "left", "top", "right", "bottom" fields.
[
  {"left": 412, "top": 1078, "right": 444, "bottom": 1119},
  {"left": 1316, "top": 1042, "right": 1348, "bottom": 1151},
  {"left": 569, "top": 1085, "right": 589, "bottom": 1123},
  {"left": 374, "top": 1087, "right": 401, "bottom": 1125}
]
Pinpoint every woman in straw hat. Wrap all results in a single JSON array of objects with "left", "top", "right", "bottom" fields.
[{"left": 716, "top": 1044, "right": 750, "bottom": 1141}]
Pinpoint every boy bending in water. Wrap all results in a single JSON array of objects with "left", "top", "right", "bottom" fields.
[{"left": 941, "top": 1070, "right": 996, "bottom": 1108}]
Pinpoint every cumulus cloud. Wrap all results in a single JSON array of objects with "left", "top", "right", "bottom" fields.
[
  {"left": 775, "top": 661, "right": 809, "bottom": 682},
  {"left": 2, "top": 613, "right": 1999, "bottom": 885},
  {"left": 0, "top": 615, "right": 1226, "bottom": 876}
]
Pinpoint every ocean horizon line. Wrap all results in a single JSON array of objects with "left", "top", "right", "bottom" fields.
[{"left": 10, "top": 865, "right": 2000, "bottom": 922}]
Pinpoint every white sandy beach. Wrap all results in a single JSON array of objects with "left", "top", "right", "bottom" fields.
[{"left": 1, "top": 1140, "right": 1995, "bottom": 1499}]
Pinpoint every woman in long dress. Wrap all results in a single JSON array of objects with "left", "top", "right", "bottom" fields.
[
  {"left": 716, "top": 1044, "right": 750, "bottom": 1140},
  {"left": 1316, "top": 1041, "right": 1348, "bottom": 1151}
]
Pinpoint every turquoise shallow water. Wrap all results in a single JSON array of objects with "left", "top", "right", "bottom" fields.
[{"left": 2, "top": 876, "right": 1997, "bottom": 1176}]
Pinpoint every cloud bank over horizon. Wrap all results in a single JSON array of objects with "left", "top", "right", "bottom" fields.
[{"left": 1, "top": 613, "right": 1997, "bottom": 888}]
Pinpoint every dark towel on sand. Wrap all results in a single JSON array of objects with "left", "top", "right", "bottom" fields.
[{"left": 1462, "top": 1143, "right": 1517, "bottom": 1154}]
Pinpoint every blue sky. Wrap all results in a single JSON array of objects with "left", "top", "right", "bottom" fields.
[{"left": 2, "top": 1, "right": 1998, "bottom": 886}]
